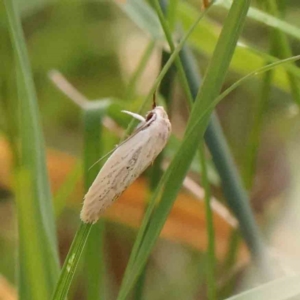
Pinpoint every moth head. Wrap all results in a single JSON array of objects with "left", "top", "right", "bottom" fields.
[
  {"left": 152, "top": 106, "right": 168, "bottom": 120},
  {"left": 145, "top": 106, "right": 170, "bottom": 132},
  {"left": 146, "top": 106, "right": 166, "bottom": 123}
]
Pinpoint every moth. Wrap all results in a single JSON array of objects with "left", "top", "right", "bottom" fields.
[{"left": 80, "top": 102, "right": 171, "bottom": 224}]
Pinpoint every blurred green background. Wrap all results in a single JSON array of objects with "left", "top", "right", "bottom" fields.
[{"left": 1, "top": 0, "right": 300, "bottom": 299}]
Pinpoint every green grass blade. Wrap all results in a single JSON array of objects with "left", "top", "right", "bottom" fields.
[
  {"left": 152, "top": 0, "right": 193, "bottom": 106},
  {"left": 215, "top": 55, "right": 300, "bottom": 106},
  {"left": 177, "top": 55, "right": 300, "bottom": 158},
  {"left": 158, "top": 2, "right": 217, "bottom": 295},
  {"left": 181, "top": 55, "right": 300, "bottom": 199},
  {"left": 51, "top": 223, "right": 92, "bottom": 300},
  {"left": 162, "top": 0, "right": 269, "bottom": 276},
  {"left": 133, "top": 49, "right": 177, "bottom": 298},
  {"left": 118, "top": 0, "right": 300, "bottom": 93},
  {"left": 117, "top": 5, "right": 212, "bottom": 294},
  {"left": 52, "top": 3, "right": 299, "bottom": 299},
  {"left": 117, "top": 1, "right": 253, "bottom": 298},
  {"left": 4, "top": 0, "right": 60, "bottom": 298},
  {"left": 178, "top": 2, "right": 297, "bottom": 93},
  {"left": 133, "top": 267, "right": 147, "bottom": 300},
  {"left": 83, "top": 106, "right": 108, "bottom": 300}
]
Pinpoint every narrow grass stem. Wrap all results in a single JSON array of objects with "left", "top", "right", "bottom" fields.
[
  {"left": 180, "top": 55, "right": 300, "bottom": 160},
  {"left": 152, "top": 0, "right": 194, "bottom": 106},
  {"left": 51, "top": 223, "right": 93, "bottom": 300}
]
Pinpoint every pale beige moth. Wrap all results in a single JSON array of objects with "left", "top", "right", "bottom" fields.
[{"left": 80, "top": 104, "right": 171, "bottom": 224}]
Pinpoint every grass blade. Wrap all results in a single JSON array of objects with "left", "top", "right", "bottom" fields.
[
  {"left": 4, "top": 0, "right": 60, "bottom": 298},
  {"left": 117, "top": 1, "right": 253, "bottom": 298},
  {"left": 178, "top": 1, "right": 298, "bottom": 93},
  {"left": 83, "top": 106, "right": 108, "bottom": 300},
  {"left": 162, "top": 0, "right": 270, "bottom": 276},
  {"left": 117, "top": 5, "right": 213, "bottom": 294},
  {"left": 51, "top": 223, "right": 92, "bottom": 300}
]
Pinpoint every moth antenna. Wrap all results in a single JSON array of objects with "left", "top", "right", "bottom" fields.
[{"left": 88, "top": 149, "right": 116, "bottom": 171}]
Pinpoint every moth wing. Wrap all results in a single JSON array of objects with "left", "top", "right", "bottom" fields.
[
  {"left": 87, "top": 119, "right": 150, "bottom": 171},
  {"left": 80, "top": 131, "right": 151, "bottom": 223}
]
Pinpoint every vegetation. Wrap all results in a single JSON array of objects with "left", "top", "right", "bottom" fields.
[{"left": 1, "top": 0, "right": 300, "bottom": 299}]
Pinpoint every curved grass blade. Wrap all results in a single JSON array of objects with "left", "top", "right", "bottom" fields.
[
  {"left": 117, "top": 1, "right": 253, "bottom": 299},
  {"left": 117, "top": 5, "right": 214, "bottom": 294},
  {"left": 123, "top": 4, "right": 212, "bottom": 135},
  {"left": 119, "top": 0, "right": 300, "bottom": 93},
  {"left": 4, "top": 0, "right": 60, "bottom": 298},
  {"left": 184, "top": 55, "right": 300, "bottom": 159},
  {"left": 161, "top": 0, "right": 270, "bottom": 282}
]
